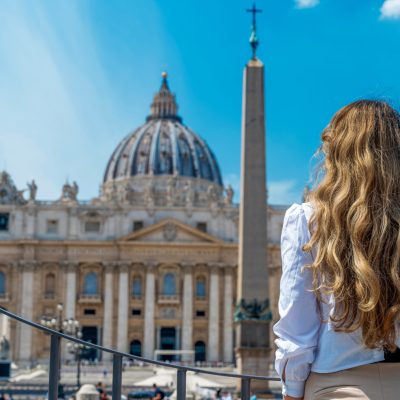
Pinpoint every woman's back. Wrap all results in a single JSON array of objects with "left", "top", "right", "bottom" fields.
[{"left": 274, "top": 100, "right": 400, "bottom": 400}]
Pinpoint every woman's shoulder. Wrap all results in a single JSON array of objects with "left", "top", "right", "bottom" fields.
[{"left": 285, "top": 201, "right": 314, "bottom": 222}]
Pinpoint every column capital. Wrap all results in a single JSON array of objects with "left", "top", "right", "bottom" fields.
[
  {"left": 61, "top": 261, "right": 79, "bottom": 272},
  {"left": 18, "top": 260, "right": 37, "bottom": 272},
  {"left": 145, "top": 262, "right": 158, "bottom": 273},
  {"left": 7, "top": 261, "right": 18, "bottom": 269},
  {"left": 181, "top": 262, "right": 195, "bottom": 273},
  {"left": 103, "top": 261, "right": 118, "bottom": 273},
  {"left": 118, "top": 261, "right": 130, "bottom": 273},
  {"left": 209, "top": 262, "right": 223, "bottom": 273},
  {"left": 224, "top": 264, "right": 237, "bottom": 275}
]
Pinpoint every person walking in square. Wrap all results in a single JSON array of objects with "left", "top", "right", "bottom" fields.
[{"left": 274, "top": 100, "right": 400, "bottom": 399}]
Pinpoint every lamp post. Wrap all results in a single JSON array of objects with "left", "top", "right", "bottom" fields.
[
  {"left": 64, "top": 318, "right": 84, "bottom": 389},
  {"left": 40, "top": 303, "right": 65, "bottom": 399}
]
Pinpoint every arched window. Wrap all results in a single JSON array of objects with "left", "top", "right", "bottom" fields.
[
  {"left": 83, "top": 272, "right": 98, "bottom": 295},
  {"left": 132, "top": 276, "right": 142, "bottom": 298},
  {"left": 196, "top": 276, "right": 206, "bottom": 298},
  {"left": 195, "top": 341, "right": 206, "bottom": 362},
  {"left": 0, "top": 272, "right": 5, "bottom": 295},
  {"left": 45, "top": 273, "right": 56, "bottom": 298},
  {"left": 163, "top": 273, "right": 176, "bottom": 296},
  {"left": 130, "top": 340, "right": 142, "bottom": 357}
]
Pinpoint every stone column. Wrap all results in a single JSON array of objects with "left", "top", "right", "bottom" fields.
[
  {"left": 64, "top": 262, "right": 78, "bottom": 319},
  {"left": 143, "top": 264, "right": 156, "bottom": 359},
  {"left": 181, "top": 264, "right": 193, "bottom": 361},
  {"left": 223, "top": 266, "right": 234, "bottom": 363},
  {"left": 63, "top": 262, "right": 78, "bottom": 361},
  {"left": 208, "top": 265, "right": 220, "bottom": 362},
  {"left": 0, "top": 314, "right": 9, "bottom": 338},
  {"left": 116, "top": 262, "right": 129, "bottom": 353},
  {"left": 102, "top": 263, "right": 115, "bottom": 360},
  {"left": 18, "top": 261, "right": 35, "bottom": 365}
]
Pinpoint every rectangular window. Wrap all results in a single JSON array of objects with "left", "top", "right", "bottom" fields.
[
  {"left": 196, "top": 310, "right": 206, "bottom": 317},
  {"left": 46, "top": 219, "right": 59, "bottom": 234},
  {"left": 133, "top": 221, "right": 144, "bottom": 232},
  {"left": 84, "top": 221, "right": 101, "bottom": 233},
  {"left": 0, "top": 214, "right": 9, "bottom": 231},
  {"left": 196, "top": 222, "right": 207, "bottom": 233},
  {"left": 131, "top": 309, "right": 141, "bottom": 316},
  {"left": 84, "top": 309, "right": 96, "bottom": 315}
]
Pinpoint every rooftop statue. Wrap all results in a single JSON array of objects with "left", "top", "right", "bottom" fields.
[
  {"left": 27, "top": 179, "right": 38, "bottom": 202},
  {"left": 0, "top": 171, "right": 26, "bottom": 205},
  {"left": 60, "top": 181, "right": 79, "bottom": 202}
]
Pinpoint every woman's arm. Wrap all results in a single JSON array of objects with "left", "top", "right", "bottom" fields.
[{"left": 273, "top": 204, "right": 321, "bottom": 399}]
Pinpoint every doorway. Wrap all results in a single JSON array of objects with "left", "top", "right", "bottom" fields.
[
  {"left": 81, "top": 326, "right": 98, "bottom": 361},
  {"left": 160, "top": 327, "right": 176, "bottom": 361}
]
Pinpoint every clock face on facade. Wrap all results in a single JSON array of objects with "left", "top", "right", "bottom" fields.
[{"left": 0, "top": 213, "right": 9, "bottom": 231}]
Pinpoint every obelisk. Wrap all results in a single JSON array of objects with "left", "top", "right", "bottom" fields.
[{"left": 235, "top": 3, "right": 271, "bottom": 383}]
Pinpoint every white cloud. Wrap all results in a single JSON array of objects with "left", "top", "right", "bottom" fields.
[
  {"left": 295, "top": 0, "right": 320, "bottom": 9},
  {"left": 268, "top": 180, "right": 300, "bottom": 205},
  {"left": 380, "top": 0, "right": 400, "bottom": 19}
]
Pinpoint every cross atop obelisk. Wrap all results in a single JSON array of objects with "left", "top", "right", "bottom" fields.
[
  {"left": 235, "top": 2, "right": 271, "bottom": 388},
  {"left": 246, "top": 3, "right": 262, "bottom": 59}
]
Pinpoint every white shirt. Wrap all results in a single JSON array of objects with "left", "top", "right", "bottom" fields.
[{"left": 273, "top": 203, "right": 400, "bottom": 398}]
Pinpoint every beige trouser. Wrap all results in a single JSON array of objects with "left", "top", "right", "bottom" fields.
[{"left": 304, "top": 363, "right": 400, "bottom": 400}]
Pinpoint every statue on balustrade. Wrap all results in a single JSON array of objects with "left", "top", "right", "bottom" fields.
[{"left": 27, "top": 180, "right": 38, "bottom": 202}]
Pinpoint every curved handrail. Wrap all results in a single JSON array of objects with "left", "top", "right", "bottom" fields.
[{"left": 0, "top": 307, "right": 279, "bottom": 382}]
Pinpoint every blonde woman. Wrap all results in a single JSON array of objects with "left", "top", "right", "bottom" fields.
[{"left": 274, "top": 100, "right": 400, "bottom": 400}]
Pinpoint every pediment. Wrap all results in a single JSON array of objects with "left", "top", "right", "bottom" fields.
[{"left": 119, "top": 219, "right": 223, "bottom": 244}]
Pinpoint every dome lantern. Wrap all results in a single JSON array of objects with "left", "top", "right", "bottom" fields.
[{"left": 147, "top": 72, "right": 182, "bottom": 123}]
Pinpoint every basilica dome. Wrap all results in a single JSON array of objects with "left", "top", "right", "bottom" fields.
[{"left": 103, "top": 73, "right": 223, "bottom": 186}]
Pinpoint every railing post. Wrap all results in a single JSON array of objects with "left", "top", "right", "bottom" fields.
[
  {"left": 48, "top": 334, "right": 61, "bottom": 400},
  {"left": 241, "top": 378, "right": 251, "bottom": 400},
  {"left": 112, "top": 354, "right": 123, "bottom": 400},
  {"left": 176, "top": 369, "right": 186, "bottom": 400}
]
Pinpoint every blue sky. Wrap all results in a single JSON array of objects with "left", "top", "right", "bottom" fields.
[{"left": 0, "top": 0, "right": 400, "bottom": 204}]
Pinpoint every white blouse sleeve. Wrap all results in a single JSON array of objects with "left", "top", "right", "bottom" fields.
[{"left": 273, "top": 204, "right": 321, "bottom": 398}]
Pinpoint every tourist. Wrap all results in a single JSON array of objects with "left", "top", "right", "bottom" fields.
[
  {"left": 221, "top": 391, "right": 232, "bottom": 400},
  {"left": 152, "top": 383, "right": 165, "bottom": 400},
  {"left": 274, "top": 100, "right": 400, "bottom": 400},
  {"left": 95, "top": 381, "right": 108, "bottom": 400}
]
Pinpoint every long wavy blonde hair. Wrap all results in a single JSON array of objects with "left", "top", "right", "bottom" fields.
[{"left": 304, "top": 100, "right": 400, "bottom": 352}]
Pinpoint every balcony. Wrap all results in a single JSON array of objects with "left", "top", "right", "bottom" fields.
[
  {"left": 158, "top": 294, "right": 179, "bottom": 304},
  {"left": 78, "top": 294, "right": 101, "bottom": 304}
]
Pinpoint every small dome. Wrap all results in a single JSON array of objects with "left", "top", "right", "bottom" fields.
[{"left": 103, "top": 74, "right": 222, "bottom": 186}]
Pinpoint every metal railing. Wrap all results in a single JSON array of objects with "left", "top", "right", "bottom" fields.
[{"left": 0, "top": 308, "right": 279, "bottom": 400}]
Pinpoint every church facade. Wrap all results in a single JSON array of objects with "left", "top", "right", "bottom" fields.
[{"left": 0, "top": 74, "right": 286, "bottom": 366}]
